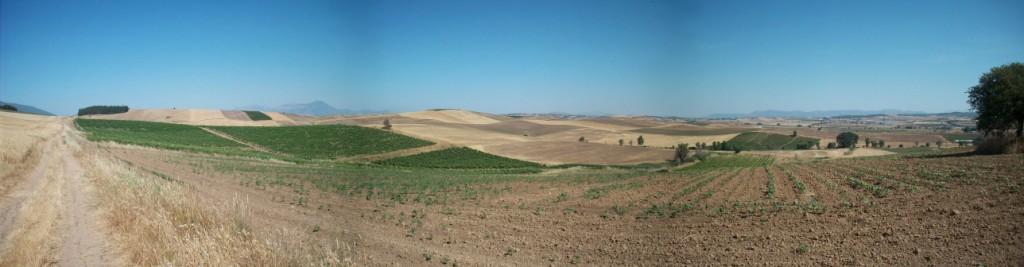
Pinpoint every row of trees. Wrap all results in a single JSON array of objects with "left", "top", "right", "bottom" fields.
[
  {"left": 616, "top": 136, "right": 645, "bottom": 146},
  {"left": 78, "top": 105, "right": 129, "bottom": 116},
  {"left": 0, "top": 104, "right": 16, "bottom": 112}
]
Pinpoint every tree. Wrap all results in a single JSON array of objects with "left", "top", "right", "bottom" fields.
[
  {"left": 968, "top": 62, "right": 1024, "bottom": 137},
  {"left": 791, "top": 131, "right": 797, "bottom": 137},
  {"left": 936, "top": 140, "right": 944, "bottom": 147},
  {"left": 78, "top": 105, "right": 129, "bottom": 116},
  {"left": 836, "top": 132, "right": 859, "bottom": 148},
  {"left": 878, "top": 140, "right": 885, "bottom": 148},
  {"left": 382, "top": 118, "right": 392, "bottom": 130},
  {"left": 578, "top": 136, "right": 586, "bottom": 142},
  {"left": 618, "top": 139, "right": 624, "bottom": 146},
  {"left": 673, "top": 143, "right": 689, "bottom": 165},
  {"left": 864, "top": 138, "right": 871, "bottom": 147},
  {"left": 827, "top": 142, "right": 836, "bottom": 149},
  {"left": 637, "top": 135, "right": 645, "bottom": 146},
  {"left": 0, "top": 104, "right": 16, "bottom": 112}
]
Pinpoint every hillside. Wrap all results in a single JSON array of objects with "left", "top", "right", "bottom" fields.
[
  {"left": 0, "top": 101, "right": 54, "bottom": 116},
  {"left": 723, "top": 132, "right": 820, "bottom": 150}
]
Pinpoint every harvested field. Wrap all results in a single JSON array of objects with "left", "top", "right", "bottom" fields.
[
  {"left": 97, "top": 144, "right": 1024, "bottom": 266},
  {"left": 400, "top": 109, "right": 505, "bottom": 124},
  {"left": 467, "top": 120, "right": 579, "bottom": 136},
  {"left": 480, "top": 141, "right": 675, "bottom": 165},
  {"left": 86, "top": 108, "right": 298, "bottom": 126},
  {"left": 631, "top": 124, "right": 748, "bottom": 136},
  {"left": 6, "top": 110, "right": 1023, "bottom": 266},
  {"left": 761, "top": 127, "right": 949, "bottom": 148}
]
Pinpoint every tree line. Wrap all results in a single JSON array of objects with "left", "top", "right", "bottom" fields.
[{"left": 78, "top": 105, "right": 129, "bottom": 116}]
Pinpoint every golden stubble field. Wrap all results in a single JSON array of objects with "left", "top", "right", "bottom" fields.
[{"left": 5, "top": 110, "right": 1018, "bottom": 266}]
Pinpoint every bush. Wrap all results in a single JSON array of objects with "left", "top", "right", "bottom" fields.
[
  {"left": 673, "top": 143, "right": 689, "bottom": 165},
  {"left": 975, "top": 136, "right": 1024, "bottom": 155},
  {"left": 78, "top": 105, "right": 129, "bottom": 116},
  {"left": 836, "top": 132, "right": 859, "bottom": 148},
  {"left": 693, "top": 150, "right": 709, "bottom": 161},
  {"left": 0, "top": 104, "right": 16, "bottom": 112}
]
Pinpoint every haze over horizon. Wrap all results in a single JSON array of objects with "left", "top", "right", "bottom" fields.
[{"left": 2, "top": 0, "right": 1022, "bottom": 116}]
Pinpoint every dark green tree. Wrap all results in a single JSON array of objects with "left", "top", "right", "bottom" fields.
[
  {"left": 836, "top": 132, "right": 859, "bottom": 148},
  {"left": 0, "top": 104, "right": 16, "bottom": 112},
  {"left": 673, "top": 143, "right": 689, "bottom": 165},
  {"left": 637, "top": 135, "right": 645, "bottom": 146},
  {"left": 968, "top": 62, "right": 1024, "bottom": 137},
  {"left": 78, "top": 105, "right": 129, "bottom": 116}
]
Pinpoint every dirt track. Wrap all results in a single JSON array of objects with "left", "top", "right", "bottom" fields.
[{"left": 0, "top": 118, "right": 117, "bottom": 266}]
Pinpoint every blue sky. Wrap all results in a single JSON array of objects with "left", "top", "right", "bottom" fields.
[{"left": 1, "top": 0, "right": 1021, "bottom": 116}]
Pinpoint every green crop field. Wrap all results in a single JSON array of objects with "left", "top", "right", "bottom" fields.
[
  {"left": 375, "top": 147, "right": 541, "bottom": 169},
  {"left": 686, "top": 154, "right": 774, "bottom": 170},
  {"left": 210, "top": 124, "right": 433, "bottom": 159},
  {"left": 723, "top": 132, "right": 819, "bottom": 150},
  {"left": 75, "top": 119, "right": 267, "bottom": 156},
  {"left": 244, "top": 110, "right": 272, "bottom": 121}
]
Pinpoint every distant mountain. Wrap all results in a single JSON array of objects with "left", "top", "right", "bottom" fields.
[
  {"left": 0, "top": 100, "right": 54, "bottom": 116},
  {"left": 706, "top": 109, "right": 925, "bottom": 119},
  {"left": 238, "top": 100, "right": 387, "bottom": 116}
]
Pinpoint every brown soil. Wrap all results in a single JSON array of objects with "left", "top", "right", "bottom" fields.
[
  {"left": 98, "top": 144, "right": 1024, "bottom": 266},
  {"left": 480, "top": 141, "right": 675, "bottom": 165}
]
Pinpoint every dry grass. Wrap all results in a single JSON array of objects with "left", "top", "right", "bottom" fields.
[
  {"left": 0, "top": 112, "right": 59, "bottom": 179},
  {"left": 0, "top": 113, "right": 65, "bottom": 266},
  {"left": 82, "top": 149, "right": 351, "bottom": 266},
  {"left": 0, "top": 148, "right": 62, "bottom": 266}
]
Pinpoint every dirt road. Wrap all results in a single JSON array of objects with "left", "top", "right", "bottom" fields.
[{"left": 0, "top": 118, "right": 117, "bottom": 266}]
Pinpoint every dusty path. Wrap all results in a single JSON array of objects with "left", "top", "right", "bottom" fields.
[
  {"left": 0, "top": 138, "right": 56, "bottom": 251},
  {"left": 58, "top": 122, "right": 116, "bottom": 266},
  {"left": 0, "top": 118, "right": 117, "bottom": 266},
  {"left": 198, "top": 126, "right": 278, "bottom": 154},
  {"left": 338, "top": 142, "right": 454, "bottom": 162}
]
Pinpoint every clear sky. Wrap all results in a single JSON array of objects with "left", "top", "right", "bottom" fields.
[{"left": 1, "top": 0, "right": 1021, "bottom": 116}]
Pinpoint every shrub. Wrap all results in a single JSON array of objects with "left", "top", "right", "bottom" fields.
[
  {"left": 673, "top": 143, "right": 689, "bottom": 165},
  {"left": 836, "top": 132, "right": 859, "bottom": 148},
  {"left": 975, "top": 136, "right": 1024, "bottom": 155},
  {"left": 78, "top": 105, "right": 129, "bottom": 116},
  {"left": 693, "top": 150, "right": 709, "bottom": 161}
]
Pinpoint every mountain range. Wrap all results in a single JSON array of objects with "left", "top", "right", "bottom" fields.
[
  {"left": 0, "top": 100, "right": 54, "bottom": 116},
  {"left": 238, "top": 100, "right": 387, "bottom": 116},
  {"left": 706, "top": 109, "right": 930, "bottom": 118}
]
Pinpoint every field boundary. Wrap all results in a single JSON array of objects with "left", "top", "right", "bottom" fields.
[
  {"left": 198, "top": 127, "right": 280, "bottom": 155},
  {"left": 339, "top": 143, "right": 455, "bottom": 162}
]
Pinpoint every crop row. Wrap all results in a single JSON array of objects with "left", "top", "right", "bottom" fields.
[
  {"left": 75, "top": 119, "right": 268, "bottom": 157},
  {"left": 211, "top": 124, "right": 434, "bottom": 159},
  {"left": 375, "top": 147, "right": 541, "bottom": 169}
]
